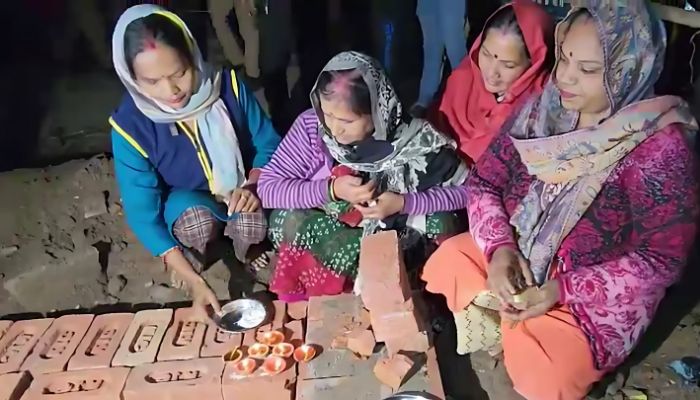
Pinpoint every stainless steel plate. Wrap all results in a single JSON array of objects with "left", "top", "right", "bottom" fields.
[
  {"left": 214, "top": 298, "right": 268, "bottom": 333},
  {"left": 383, "top": 392, "right": 443, "bottom": 400}
]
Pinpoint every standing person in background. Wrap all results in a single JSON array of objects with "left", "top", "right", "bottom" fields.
[
  {"left": 412, "top": 0, "right": 468, "bottom": 118},
  {"left": 209, "top": 0, "right": 245, "bottom": 68},
  {"left": 209, "top": 0, "right": 261, "bottom": 86}
]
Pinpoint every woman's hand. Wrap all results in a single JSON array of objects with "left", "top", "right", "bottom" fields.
[
  {"left": 228, "top": 188, "right": 261, "bottom": 215},
  {"left": 486, "top": 246, "right": 534, "bottom": 305},
  {"left": 333, "top": 176, "right": 376, "bottom": 204},
  {"left": 189, "top": 277, "right": 223, "bottom": 322},
  {"left": 354, "top": 192, "right": 404, "bottom": 220},
  {"left": 163, "top": 248, "right": 222, "bottom": 322},
  {"left": 501, "top": 280, "right": 560, "bottom": 322}
]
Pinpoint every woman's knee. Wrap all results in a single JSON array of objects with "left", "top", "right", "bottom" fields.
[
  {"left": 172, "top": 206, "right": 221, "bottom": 250},
  {"left": 504, "top": 342, "right": 600, "bottom": 400}
]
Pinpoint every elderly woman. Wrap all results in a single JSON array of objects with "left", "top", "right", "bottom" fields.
[
  {"left": 422, "top": 1, "right": 698, "bottom": 399},
  {"left": 258, "top": 52, "right": 470, "bottom": 301},
  {"left": 110, "top": 5, "right": 280, "bottom": 319}
]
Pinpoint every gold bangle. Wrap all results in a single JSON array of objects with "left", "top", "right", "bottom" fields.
[{"left": 329, "top": 178, "right": 338, "bottom": 201}]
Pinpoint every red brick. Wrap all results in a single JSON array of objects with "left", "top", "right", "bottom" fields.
[
  {"left": 123, "top": 358, "right": 225, "bottom": 400},
  {"left": 112, "top": 308, "right": 172, "bottom": 367},
  {"left": 300, "top": 319, "right": 366, "bottom": 380},
  {"left": 307, "top": 294, "right": 363, "bottom": 323},
  {"left": 67, "top": 313, "right": 133, "bottom": 370},
  {"left": 0, "top": 321, "right": 13, "bottom": 341},
  {"left": 0, "top": 319, "right": 54, "bottom": 374},
  {"left": 21, "top": 367, "right": 129, "bottom": 400},
  {"left": 271, "top": 301, "right": 288, "bottom": 330},
  {"left": 358, "top": 231, "right": 411, "bottom": 312},
  {"left": 285, "top": 301, "right": 307, "bottom": 321},
  {"left": 283, "top": 320, "right": 304, "bottom": 347},
  {"left": 242, "top": 329, "right": 257, "bottom": 348},
  {"left": 200, "top": 320, "right": 242, "bottom": 358},
  {"left": 157, "top": 308, "right": 206, "bottom": 362},
  {"left": 384, "top": 331, "right": 430, "bottom": 356},
  {"left": 295, "top": 376, "right": 381, "bottom": 400},
  {"left": 222, "top": 359, "right": 295, "bottom": 400},
  {"left": 370, "top": 300, "right": 422, "bottom": 343},
  {"left": 373, "top": 354, "right": 414, "bottom": 391},
  {"left": 427, "top": 348, "right": 445, "bottom": 399},
  {"left": 22, "top": 315, "right": 94, "bottom": 374},
  {"left": 0, "top": 372, "right": 31, "bottom": 400},
  {"left": 346, "top": 329, "right": 375, "bottom": 357}
]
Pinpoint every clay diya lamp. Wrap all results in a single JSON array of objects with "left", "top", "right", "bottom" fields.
[
  {"left": 247, "top": 342, "right": 270, "bottom": 359},
  {"left": 293, "top": 344, "right": 317, "bottom": 363},
  {"left": 222, "top": 346, "right": 243, "bottom": 363},
  {"left": 232, "top": 357, "right": 258, "bottom": 376},
  {"left": 262, "top": 355, "right": 287, "bottom": 376},
  {"left": 259, "top": 330, "right": 285, "bottom": 346},
  {"left": 272, "top": 342, "right": 295, "bottom": 358}
]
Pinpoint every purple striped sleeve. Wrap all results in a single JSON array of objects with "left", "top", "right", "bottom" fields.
[
  {"left": 401, "top": 185, "right": 469, "bottom": 215},
  {"left": 258, "top": 112, "right": 330, "bottom": 209}
]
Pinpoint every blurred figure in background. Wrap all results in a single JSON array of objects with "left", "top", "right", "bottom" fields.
[
  {"left": 413, "top": 0, "right": 468, "bottom": 118},
  {"left": 209, "top": 0, "right": 260, "bottom": 84}
]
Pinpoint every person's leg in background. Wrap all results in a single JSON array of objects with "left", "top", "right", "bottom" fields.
[
  {"left": 209, "top": 0, "right": 246, "bottom": 68},
  {"left": 234, "top": 0, "right": 261, "bottom": 83},
  {"left": 414, "top": 0, "right": 446, "bottom": 117},
  {"left": 440, "top": 0, "right": 467, "bottom": 71}
]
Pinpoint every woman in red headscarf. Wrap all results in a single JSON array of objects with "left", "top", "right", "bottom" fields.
[{"left": 437, "top": 0, "right": 553, "bottom": 163}]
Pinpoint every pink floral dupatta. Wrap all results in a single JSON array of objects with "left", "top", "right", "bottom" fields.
[{"left": 505, "top": 0, "right": 698, "bottom": 284}]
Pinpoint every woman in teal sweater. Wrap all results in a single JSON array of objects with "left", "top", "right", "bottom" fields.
[{"left": 110, "top": 5, "right": 280, "bottom": 319}]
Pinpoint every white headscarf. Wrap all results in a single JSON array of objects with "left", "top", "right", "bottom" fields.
[{"left": 112, "top": 4, "right": 245, "bottom": 197}]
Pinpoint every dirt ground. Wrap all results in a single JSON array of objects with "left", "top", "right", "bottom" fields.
[{"left": 0, "top": 156, "right": 698, "bottom": 400}]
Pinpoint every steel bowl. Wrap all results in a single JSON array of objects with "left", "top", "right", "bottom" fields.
[
  {"left": 215, "top": 298, "right": 268, "bottom": 333},
  {"left": 383, "top": 392, "right": 443, "bottom": 400}
]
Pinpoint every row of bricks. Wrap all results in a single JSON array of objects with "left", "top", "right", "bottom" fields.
[
  {"left": 0, "top": 353, "right": 297, "bottom": 400},
  {"left": 1, "top": 291, "right": 443, "bottom": 400},
  {"left": 0, "top": 300, "right": 307, "bottom": 376},
  {"left": 0, "top": 313, "right": 306, "bottom": 400},
  {"left": 0, "top": 347, "right": 443, "bottom": 400}
]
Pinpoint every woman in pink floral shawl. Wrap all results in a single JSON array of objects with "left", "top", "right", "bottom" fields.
[{"left": 422, "top": 1, "right": 699, "bottom": 399}]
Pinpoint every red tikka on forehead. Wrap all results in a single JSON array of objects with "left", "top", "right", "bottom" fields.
[
  {"left": 325, "top": 69, "right": 363, "bottom": 102},
  {"left": 142, "top": 36, "right": 158, "bottom": 50}
]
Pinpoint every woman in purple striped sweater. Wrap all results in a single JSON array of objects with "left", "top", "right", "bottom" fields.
[{"left": 258, "top": 51, "right": 470, "bottom": 301}]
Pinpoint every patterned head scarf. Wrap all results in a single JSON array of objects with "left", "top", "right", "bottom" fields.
[
  {"left": 310, "top": 51, "right": 470, "bottom": 234},
  {"left": 112, "top": 5, "right": 245, "bottom": 197},
  {"left": 505, "top": 0, "right": 697, "bottom": 284}
]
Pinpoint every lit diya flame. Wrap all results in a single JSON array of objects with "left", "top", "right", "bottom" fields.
[
  {"left": 222, "top": 346, "right": 243, "bottom": 363},
  {"left": 232, "top": 357, "right": 258, "bottom": 376},
  {"left": 262, "top": 356, "right": 287, "bottom": 376},
  {"left": 247, "top": 343, "right": 270, "bottom": 358},
  {"left": 293, "top": 344, "right": 317, "bottom": 363},
  {"left": 272, "top": 342, "right": 294, "bottom": 358},
  {"left": 259, "top": 330, "right": 285, "bottom": 346}
]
